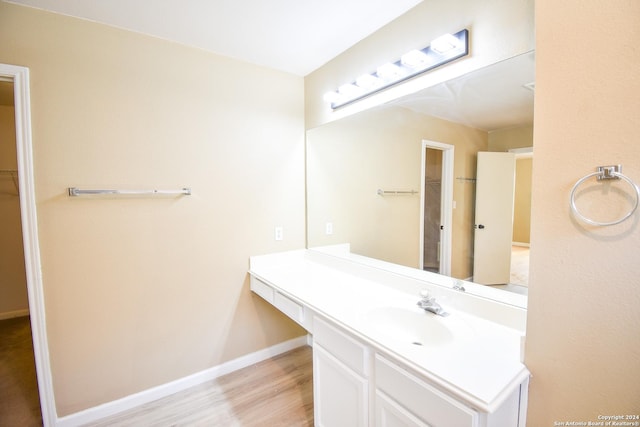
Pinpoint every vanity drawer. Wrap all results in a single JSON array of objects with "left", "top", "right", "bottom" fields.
[
  {"left": 314, "top": 317, "right": 369, "bottom": 376},
  {"left": 250, "top": 276, "right": 274, "bottom": 304},
  {"left": 375, "top": 355, "right": 478, "bottom": 427},
  {"left": 274, "top": 291, "right": 305, "bottom": 326}
]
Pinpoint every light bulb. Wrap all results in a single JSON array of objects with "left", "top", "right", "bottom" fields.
[
  {"left": 401, "top": 50, "right": 429, "bottom": 68},
  {"left": 323, "top": 91, "right": 342, "bottom": 104},
  {"left": 430, "top": 33, "right": 461, "bottom": 54},
  {"left": 355, "top": 74, "right": 382, "bottom": 89},
  {"left": 338, "top": 83, "right": 362, "bottom": 98},
  {"left": 376, "top": 63, "right": 402, "bottom": 80}
]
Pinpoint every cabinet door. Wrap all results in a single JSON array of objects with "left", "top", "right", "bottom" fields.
[
  {"left": 314, "top": 344, "right": 368, "bottom": 427},
  {"left": 376, "top": 391, "right": 431, "bottom": 427}
]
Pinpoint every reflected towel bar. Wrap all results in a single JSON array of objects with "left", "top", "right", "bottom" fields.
[
  {"left": 68, "top": 187, "right": 191, "bottom": 197},
  {"left": 377, "top": 189, "right": 418, "bottom": 196}
]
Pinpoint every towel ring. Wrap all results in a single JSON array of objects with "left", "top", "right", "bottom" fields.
[{"left": 570, "top": 166, "right": 639, "bottom": 226}]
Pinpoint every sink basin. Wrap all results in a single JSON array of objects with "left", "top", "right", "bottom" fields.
[{"left": 360, "top": 306, "right": 472, "bottom": 347}]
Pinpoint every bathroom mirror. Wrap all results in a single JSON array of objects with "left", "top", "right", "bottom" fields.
[{"left": 306, "top": 51, "right": 534, "bottom": 305}]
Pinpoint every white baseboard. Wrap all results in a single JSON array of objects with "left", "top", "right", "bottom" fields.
[
  {"left": 0, "top": 309, "right": 29, "bottom": 321},
  {"left": 56, "top": 335, "right": 309, "bottom": 427},
  {"left": 512, "top": 242, "right": 530, "bottom": 248}
]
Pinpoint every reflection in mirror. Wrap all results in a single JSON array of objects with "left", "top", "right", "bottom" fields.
[{"left": 306, "top": 51, "right": 534, "bottom": 301}]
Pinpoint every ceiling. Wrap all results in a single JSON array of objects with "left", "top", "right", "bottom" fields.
[
  {"left": 2, "top": 1, "right": 534, "bottom": 131},
  {"left": 390, "top": 51, "right": 535, "bottom": 131},
  {"left": 4, "top": 0, "right": 422, "bottom": 76}
]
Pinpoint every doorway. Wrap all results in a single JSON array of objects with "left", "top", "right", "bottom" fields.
[
  {"left": 0, "top": 78, "right": 43, "bottom": 426},
  {"left": 0, "top": 64, "right": 55, "bottom": 426},
  {"left": 419, "top": 140, "right": 453, "bottom": 275},
  {"left": 423, "top": 148, "right": 442, "bottom": 272}
]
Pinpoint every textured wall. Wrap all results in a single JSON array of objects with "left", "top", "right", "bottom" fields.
[
  {"left": 526, "top": 0, "right": 640, "bottom": 424},
  {"left": 0, "top": 3, "right": 306, "bottom": 416},
  {"left": 513, "top": 158, "right": 532, "bottom": 244}
]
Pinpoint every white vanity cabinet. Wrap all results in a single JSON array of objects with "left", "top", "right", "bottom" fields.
[
  {"left": 249, "top": 249, "right": 530, "bottom": 427},
  {"left": 375, "top": 355, "right": 478, "bottom": 427},
  {"left": 313, "top": 317, "right": 370, "bottom": 427},
  {"left": 250, "top": 275, "right": 313, "bottom": 330},
  {"left": 376, "top": 354, "right": 529, "bottom": 427},
  {"left": 312, "top": 316, "right": 524, "bottom": 427}
]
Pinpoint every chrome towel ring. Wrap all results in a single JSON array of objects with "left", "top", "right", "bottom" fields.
[{"left": 570, "top": 165, "right": 639, "bottom": 226}]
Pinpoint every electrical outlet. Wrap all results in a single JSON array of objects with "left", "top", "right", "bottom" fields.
[
  {"left": 325, "top": 222, "right": 333, "bottom": 235},
  {"left": 274, "top": 226, "right": 283, "bottom": 241}
]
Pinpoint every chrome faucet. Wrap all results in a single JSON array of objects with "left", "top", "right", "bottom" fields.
[{"left": 417, "top": 290, "right": 448, "bottom": 316}]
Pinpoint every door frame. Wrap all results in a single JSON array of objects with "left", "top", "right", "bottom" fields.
[
  {"left": 1, "top": 64, "right": 56, "bottom": 425},
  {"left": 419, "top": 140, "right": 454, "bottom": 276}
]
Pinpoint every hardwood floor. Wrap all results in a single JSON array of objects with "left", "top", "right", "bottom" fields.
[
  {"left": 0, "top": 316, "right": 43, "bottom": 427},
  {"left": 89, "top": 346, "right": 314, "bottom": 426}
]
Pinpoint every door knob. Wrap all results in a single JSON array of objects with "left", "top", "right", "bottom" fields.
[{"left": 475, "top": 224, "right": 485, "bottom": 229}]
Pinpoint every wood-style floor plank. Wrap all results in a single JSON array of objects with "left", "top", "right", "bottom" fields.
[{"left": 89, "top": 346, "right": 314, "bottom": 426}]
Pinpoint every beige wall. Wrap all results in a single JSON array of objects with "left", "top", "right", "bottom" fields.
[
  {"left": 513, "top": 158, "right": 532, "bottom": 244},
  {"left": 3, "top": 0, "right": 637, "bottom": 422},
  {"left": 0, "top": 3, "right": 306, "bottom": 416},
  {"left": 0, "top": 102, "right": 29, "bottom": 315},
  {"left": 488, "top": 125, "right": 534, "bottom": 244},
  {"left": 527, "top": 0, "right": 640, "bottom": 424},
  {"left": 487, "top": 124, "right": 533, "bottom": 152},
  {"left": 306, "top": 106, "right": 486, "bottom": 279},
  {"left": 305, "top": 0, "right": 535, "bottom": 129}
]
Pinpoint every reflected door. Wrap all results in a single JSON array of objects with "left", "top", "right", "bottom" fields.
[{"left": 473, "top": 152, "right": 516, "bottom": 285}]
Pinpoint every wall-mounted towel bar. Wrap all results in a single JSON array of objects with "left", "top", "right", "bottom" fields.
[
  {"left": 68, "top": 187, "right": 191, "bottom": 197},
  {"left": 377, "top": 189, "right": 418, "bottom": 196}
]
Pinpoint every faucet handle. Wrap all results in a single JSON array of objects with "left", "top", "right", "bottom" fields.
[{"left": 419, "top": 290, "right": 432, "bottom": 300}]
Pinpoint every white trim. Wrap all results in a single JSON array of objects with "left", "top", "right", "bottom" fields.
[
  {"left": 512, "top": 242, "right": 530, "bottom": 248},
  {"left": 0, "top": 63, "right": 57, "bottom": 427},
  {"left": 57, "top": 335, "right": 309, "bottom": 427},
  {"left": 419, "top": 140, "right": 454, "bottom": 276},
  {"left": 508, "top": 146, "right": 533, "bottom": 159},
  {"left": 0, "top": 309, "right": 30, "bottom": 320}
]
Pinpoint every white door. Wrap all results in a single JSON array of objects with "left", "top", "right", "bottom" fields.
[{"left": 473, "top": 152, "right": 516, "bottom": 285}]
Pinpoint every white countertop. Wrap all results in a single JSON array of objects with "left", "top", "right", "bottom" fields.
[{"left": 249, "top": 248, "right": 530, "bottom": 413}]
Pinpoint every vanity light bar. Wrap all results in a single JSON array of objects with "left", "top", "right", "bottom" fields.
[{"left": 324, "top": 29, "right": 469, "bottom": 110}]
